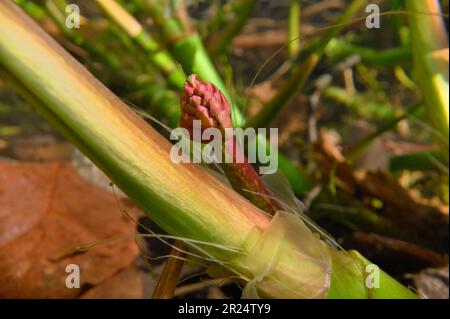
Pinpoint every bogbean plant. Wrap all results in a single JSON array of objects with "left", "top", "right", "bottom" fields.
[{"left": 0, "top": 0, "right": 431, "bottom": 298}]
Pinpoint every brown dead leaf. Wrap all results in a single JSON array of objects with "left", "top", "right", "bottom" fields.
[
  {"left": 317, "top": 129, "right": 449, "bottom": 252},
  {"left": 0, "top": 162, "right": 141, "bottom": 298}
]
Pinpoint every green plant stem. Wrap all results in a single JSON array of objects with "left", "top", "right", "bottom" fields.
[
  {"left": 326, "top": 38, "right": 411, "bottom": 66},
  {"left": 13, "top": 0, "right": 46, "bottom": 19},
  {"left": 406, "top": 0, "right": 449, "bottom": 158},
  {"left": 277, "top": 153, "right": 311, "bottom": 193},
  {"left": 95, "top": 0, "right": 186, "bottom": 90},
  {"left": 143, "top": 0, "right": 185, "bottom": 43},
  {"left": 390, "top": 0, "right": 411, "bottom": 47},
  {"left": 206, "top": 0, "right": 257, "bottom": 56},
  {"left": 288, "top": 0, "right": 300, "bottom": 58}
]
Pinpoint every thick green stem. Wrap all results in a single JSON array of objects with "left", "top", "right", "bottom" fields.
[{"left": 406, "top": 0, "right": 449, "bottom": 158}]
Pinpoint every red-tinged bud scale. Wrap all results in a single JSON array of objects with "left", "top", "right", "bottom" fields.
[{"left": 180, "top": 74, "right": 233, "bottom": 137}]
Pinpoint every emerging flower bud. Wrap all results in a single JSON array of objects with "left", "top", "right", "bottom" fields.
[
  {"left": 180, "top": 74, "right": 233, "bottom": 141},
  {"left": 178, "top": 74, "right": 280, "bottom": 215}
]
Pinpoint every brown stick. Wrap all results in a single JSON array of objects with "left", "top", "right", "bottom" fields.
[{"left": 151, "top": 241, "right": 187, "bottom": 299}]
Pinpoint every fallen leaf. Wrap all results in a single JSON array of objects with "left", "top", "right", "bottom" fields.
[{"left": 0, "top": 162, "right": 141, "bottom": 298}]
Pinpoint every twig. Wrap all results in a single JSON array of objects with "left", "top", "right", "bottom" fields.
[{"left": 152, "top": 241, "right": 188, "bottom": 299}]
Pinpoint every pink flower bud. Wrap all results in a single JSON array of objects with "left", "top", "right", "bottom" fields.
[{"left": 180, "top": 74, "right": 233, "bottom": 142}]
